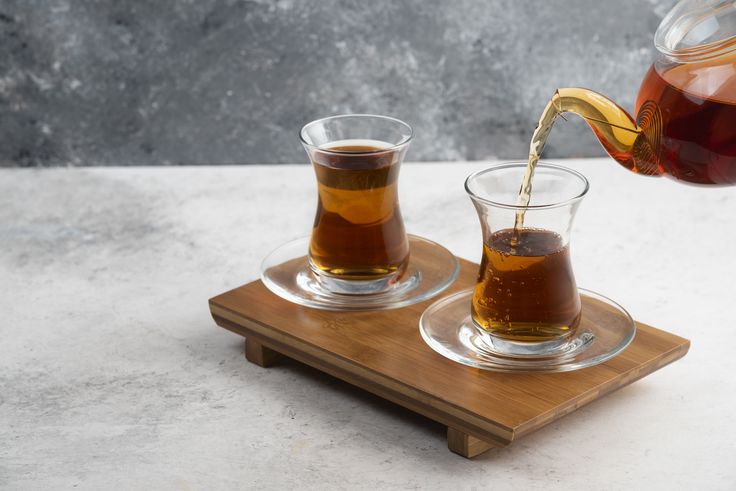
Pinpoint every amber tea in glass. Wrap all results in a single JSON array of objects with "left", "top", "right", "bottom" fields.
[
  {"left": 472, "top": 228, "right": 581, "bottom": 342},
  {"left": 465, "top": 163, "right": 589, "bottom": 355},
  {"left": 300, "top": 115, "right": 412, "bottom": 294}
]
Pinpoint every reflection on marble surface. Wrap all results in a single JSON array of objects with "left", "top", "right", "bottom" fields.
[{"left": 1, "top": 160, "right": 734, "bottom": 489}]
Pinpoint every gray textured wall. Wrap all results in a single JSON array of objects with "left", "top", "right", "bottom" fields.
[{"left": 1, "top": 0, "right": 674, "bottom": 166}]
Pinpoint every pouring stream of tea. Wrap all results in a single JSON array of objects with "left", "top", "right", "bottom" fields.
[
  {"left": 511, "top": 89, "right": 642, "bottom": 246},
  {"left": 510, "top": 94, "right": 561, "bottom": 246}
]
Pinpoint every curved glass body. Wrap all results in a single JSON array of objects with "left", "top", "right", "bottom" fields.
[
  {"left": 300, "top": 114, "right": 412, "bottom": 294},
  {"left": 465, "top": 163, "right": 589, "bottom": 355},
  {"left": 635, "top": 50, "right": 736, "bottom": 184}
]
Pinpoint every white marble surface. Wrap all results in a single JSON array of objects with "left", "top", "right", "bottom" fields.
[{"left": 2, "top": 160, "right": 735, "bottom": 490}]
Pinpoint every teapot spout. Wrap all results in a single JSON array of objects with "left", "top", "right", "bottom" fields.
[{"left": 532, "top": 88, "right": 662, "bottom": 176}]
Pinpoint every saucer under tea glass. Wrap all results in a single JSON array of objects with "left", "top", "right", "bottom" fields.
[
  {"left": 419, "top": 163, "right": 636, "bottom": 372},
  {"left": 261, "top": 114, "right": 459, "bottom": 311}
]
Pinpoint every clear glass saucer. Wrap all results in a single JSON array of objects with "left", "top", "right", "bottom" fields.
[
  {"left": 261, "top": 235, "right": 460, "bottom": 311},
  {"left": 419, "top": 288, "right": 636, "bottom": 373}
]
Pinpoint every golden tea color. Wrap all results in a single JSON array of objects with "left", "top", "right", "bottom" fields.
[
  {"left": 308, "top": 141, "right": 410, "bottom": 283},
  {"left": 472, "top": 228, "right": 581, "bottom": 342}
]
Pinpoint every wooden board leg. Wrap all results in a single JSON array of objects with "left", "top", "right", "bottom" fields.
[
  {"left": 244, "top": 338, "right": 283, "bottom": 368},
  {"left": 447, "top": 427, "right": 496, "bottom": 458}
]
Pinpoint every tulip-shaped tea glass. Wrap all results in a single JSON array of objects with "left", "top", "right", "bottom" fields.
[
  {"left": 419, "top": 163, "right": 636, "bottom": 372},
  {"left": 301, "top": 114, "right": 411, "bottom": 294},
  {"left": 260, "top": 114, "right": 459, "bottom": 310},
  {"left": 469, "top": 163, "right": 586, "bottom": 355}
]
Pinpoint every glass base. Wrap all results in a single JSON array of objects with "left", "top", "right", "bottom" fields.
[
  {"left": 473, "top": 327, "right": 586, "bottom": 358},
  {"left": 419, "top": 288, "right": 636, "bottom": 372},
  {"left": 261, "top": 235, "right": 459, "bottom": 311},
  {"left": 307, "top": 261, "right": 405, "bottom": 296}
]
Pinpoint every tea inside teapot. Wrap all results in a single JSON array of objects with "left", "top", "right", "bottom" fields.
[
  {"left": 510, "top": 0, "right": 736, "bottom": 240},
  {"left": 515, "top": 0, "right": 736, "bottom": 201}
]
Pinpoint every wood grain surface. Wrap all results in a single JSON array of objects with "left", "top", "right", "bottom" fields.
[{"left": 210, "top": 254, "right": 690, "bottom": 457}]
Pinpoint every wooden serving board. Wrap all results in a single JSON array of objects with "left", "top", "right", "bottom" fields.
[{"left": 209, "top": 254, "right": 690, "bottom": 458}]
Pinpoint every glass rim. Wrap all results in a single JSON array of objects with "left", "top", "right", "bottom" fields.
[
  {"left": 299, "top": 113, "right": 413, "bottom": 155},
  {"left": 464, "top": 162, "right": 590, "bottom": 210}
]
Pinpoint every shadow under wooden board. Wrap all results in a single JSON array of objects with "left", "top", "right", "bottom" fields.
[{"left": 209, "top": 255, "right": 690, "bottom": 459}]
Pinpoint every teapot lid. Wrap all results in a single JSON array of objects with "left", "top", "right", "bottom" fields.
[{"left": 655, "top": 0, "right": 736, "bottom": 61}]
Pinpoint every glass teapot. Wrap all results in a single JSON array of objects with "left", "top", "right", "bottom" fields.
[{"left": 536, "top": 0, "right": 736, "bottom": 185}]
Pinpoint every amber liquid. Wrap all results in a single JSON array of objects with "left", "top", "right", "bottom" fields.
[
  {"left": 472, "top": 229, "right": 581, "bottom": 342},
  {"left": 308, "top": 141, "right": 410, "bottom": 280},
  {"left": 514, "top": 53, "right": 736, "bottom": 234},
  {"left": 637, "top": 57, "right": 736, "bottom": 185},
  {"left": 515, "top": 54, "right": 736, "bottom": 226}
]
